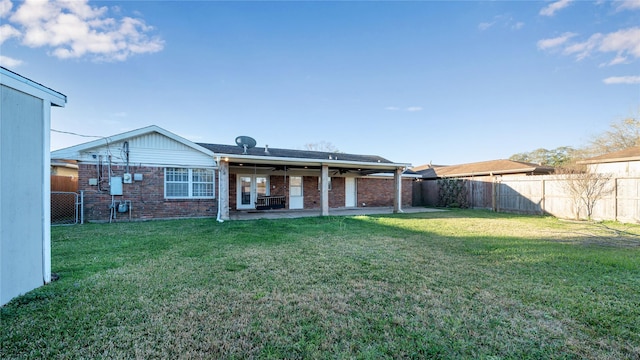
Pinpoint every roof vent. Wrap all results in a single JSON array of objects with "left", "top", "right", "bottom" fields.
[{"left": 264, "top": 145, "right": 270, "bottom": 154}]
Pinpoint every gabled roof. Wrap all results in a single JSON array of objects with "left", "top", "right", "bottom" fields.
[
  {"left": 51, "top": 125, "right": 410, "bottom": 172},
  {"left": 413, "top": 159, "right": 555, "bottom": 179},
  {"left": 51, "top": 125, "right": 215, "bottom": 159},
  {"left": 578, "top": 146, "right": 640, "bottom": 164}
]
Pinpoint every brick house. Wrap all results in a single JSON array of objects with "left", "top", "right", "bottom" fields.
[{"left": 51, "top": 126, "right": 414, "bottom": 222}]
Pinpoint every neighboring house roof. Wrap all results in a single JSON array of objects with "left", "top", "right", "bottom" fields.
[
  {"left": 51, "top": 125, "right": 215, "bottom": 160},
  {"left": 578, "top": 146, "right": 640, "bottom": 164},
  {"left": 51, "top": 159, "right": 78, "bottom": 170},
  {"left": 413, "top": 159, "right": 555, "bottom": 179}
]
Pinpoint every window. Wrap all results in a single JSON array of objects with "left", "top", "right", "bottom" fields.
[
  {"left": 165, "top": 168, "right": 215, "bottom": 199},
  {"left": 317, "top": 176, "right": 332, "bottom": 191}
]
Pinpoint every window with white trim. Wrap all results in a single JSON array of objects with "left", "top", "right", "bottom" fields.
[
  {"left": 165, "top": 168, "right": 215, "bottom": 199},
  {"left": 318, "top": 176, "right": 332, "bottom": 191}
]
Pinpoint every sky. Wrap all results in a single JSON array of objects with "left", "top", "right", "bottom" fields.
[{"left": 1, "top": 0, "right": 639, "bottom": 167}]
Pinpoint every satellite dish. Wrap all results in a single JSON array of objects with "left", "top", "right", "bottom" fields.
[{"left": 235, "top": 136, "right": 257, "bottom": 154}]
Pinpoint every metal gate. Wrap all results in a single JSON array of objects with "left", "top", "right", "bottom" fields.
[{"left": 51, "top": 191, "right": 83, "bottom": 225}]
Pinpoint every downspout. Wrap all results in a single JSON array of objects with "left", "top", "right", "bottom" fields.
[{"left": 216, "top": 156, "right": 224, "bottom": 223}]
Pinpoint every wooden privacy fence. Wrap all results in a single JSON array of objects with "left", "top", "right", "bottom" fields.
[
  {"left": 51, "top": 175, "right": 77, "bottom": 192},
  {"left": 413, "top": 175, "right": 640, "bottom": 223}
]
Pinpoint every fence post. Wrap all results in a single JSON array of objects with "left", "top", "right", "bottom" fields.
[
  {"left": 541, "top": 178, "right": 546, "bottom": 215},
  {"left": 79, "top": 190, "right": 84, "bottom": 224},
  {"left": 614, "top": 178, "right": 618, "bottom": 222},
  {"left": 491, "top": 176, "right": 497, "bottom": 212}
]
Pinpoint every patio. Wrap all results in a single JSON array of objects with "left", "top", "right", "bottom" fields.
[{"left": 228, "top": 206, "right": 444, "bottom": 220}]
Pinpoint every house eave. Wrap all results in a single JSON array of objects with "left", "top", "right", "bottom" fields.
[
  {"left": 51, "top": 125, "right": 215, "bottom": 160},
  {"left": 1, "top": 66, "right": 66, "bottom": 107},
  {"left": 438, "top": 167, "right": 548, "bottom": 178},
  {"left": 215, "top": 153, "right": 410, "bottom": 172},
  {"left": 578, "top": 156, "right": 640, "bottom": 165},
  {"left": 50, "top": 161, "right": 78, "bottom": 170}
]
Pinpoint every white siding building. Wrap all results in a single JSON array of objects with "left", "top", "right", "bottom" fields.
[
  {"left": 579, "top": 146, "right": 640, "bottom": 177},
  {"left": 1, "top": 67, "right": 66, "bottom": 306}
]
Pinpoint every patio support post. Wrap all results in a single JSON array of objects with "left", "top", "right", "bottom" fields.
[
  {"left": 321, "top": 164, "right": 329, "bottom": 216},
  {"left": 393, "top": 167, "right": 403, "bottom": 213},
  {"left": 219, "top": 159, "right": 230, "bottom": 220}
]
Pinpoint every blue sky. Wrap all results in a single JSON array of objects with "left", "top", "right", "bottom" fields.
[{"left": 1, "top": 0, "right": 638, "bottom": 166}]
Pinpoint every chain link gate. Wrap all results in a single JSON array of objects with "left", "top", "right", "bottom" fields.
[{"left": 51, "top": 191, "right": 83, "bottom": 225}]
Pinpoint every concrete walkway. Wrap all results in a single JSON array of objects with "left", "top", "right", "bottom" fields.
[{"left": 228, "top": 206, "right": 444, "bottom": 220}]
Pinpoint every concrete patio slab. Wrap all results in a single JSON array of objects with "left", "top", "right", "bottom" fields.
[{"left": 228, "top": 207, "right": 444, "bottom": 220}]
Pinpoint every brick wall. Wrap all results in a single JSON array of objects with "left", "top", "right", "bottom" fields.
[
  {"left": 357, "top": 178, "right": 413, "bottom": 207},
  {"left": 78, "top": 164, "right": 218, "bottom": 222},
  {"left": 295, "top": 176, "right": 412, "bottom": 210},
  {"left": 78, "top": 163, "right": 414, "bottom": 220}
]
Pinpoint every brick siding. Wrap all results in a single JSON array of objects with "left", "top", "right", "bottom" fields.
[
  {"left": 78, "top": 164, "right": 217, "bottom": 222},
  {"left": 78, "top": 164, "right": 414, "bottom": 220},
  {"left": 357, "top": 178, "right": 413, "bottom": 207}
]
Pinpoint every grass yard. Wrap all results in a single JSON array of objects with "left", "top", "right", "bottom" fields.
[{"left": 2, "top": 210, "right": 639, "bottom": 359}]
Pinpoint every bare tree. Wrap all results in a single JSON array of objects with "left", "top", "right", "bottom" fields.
[
  {"left": 303, "top": 141, "right": 340, "bottom": 153},
  {"left": 586, "top": 116, "right": 640, "bottom": 157},
  {"left": 510, "top": 114, "right": 639, "bottom": 165},
  {"left": 557, "top": 166, "right": 614, "bottom": 221}
]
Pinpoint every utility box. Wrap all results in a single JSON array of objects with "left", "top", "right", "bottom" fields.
[{"left": 110, "top": 177, "right": 123, "bottom": 195}]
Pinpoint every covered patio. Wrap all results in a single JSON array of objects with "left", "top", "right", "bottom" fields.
[
  {"left": 229, "top": 206, "right": 444, "bottom": 220},
  {"left": 197, "top": 142, "right": 416, "bottom": 221}
]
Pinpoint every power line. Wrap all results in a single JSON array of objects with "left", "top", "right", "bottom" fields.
[{"left": 51, "top": 128, "right": 103, "bottom": 138}]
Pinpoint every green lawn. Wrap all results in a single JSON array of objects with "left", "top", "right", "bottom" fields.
[{"left": 2, "top": 210, "right": 639, "bottom": 359}]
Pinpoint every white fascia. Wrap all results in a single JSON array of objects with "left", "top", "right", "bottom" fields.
[
  {"left": 1, "top": 67, "right": 67, "bottom": 107},
  {"left": 214, "top": 153, "right": 411, "bottom": 171}
]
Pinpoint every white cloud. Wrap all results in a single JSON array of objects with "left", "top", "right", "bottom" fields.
[
  {"left": 0, "top": 55, "right": 23, "bottom": 67},
  {"left": 0, "top": 0, "right": 12, "bottom": 18},
  {"left": 385, "top": 106, "right": 422, "bottom": 112},
  {"left": 563, "top": 33, "right": 602, "bottom": 60},
  {"left": 5, "top": 0, "right": 163, "bottom": 62},
  {"left": 478, "top": 15, "right": 524, "bottom": 32},
  {"left": 615, "top": 0, "right": 640, "bottom": 11},
  {"left": 599, "top": 27, "right": 640, "bottom": 58},
  {"left": 537, "top": 32, "right": 577, "bottom": 50},
  {"left": 0, "top": 23, "right": 19, "bottom": 44},
  {"left": 540, "top": 0, "right": 574, "bottom": 16},
  {"left": 478, "top": 22, "right": 494, "bottom": 31},
  {"left": 560, "top": 27, "right": 640, "bottom": 64},
  {"left": 603, "top": 75, "right": 640, "bottom": 84}
]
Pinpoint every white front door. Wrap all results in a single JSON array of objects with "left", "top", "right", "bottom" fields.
[
  {"left": 345, "top": 177, "right": 356, "bottom": 207},
  {"left": 236, "top": 175, "right": 268, "bottom": 210},
  {"left": 289, "top": 176, "right": 304, "bottom": 209}
]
